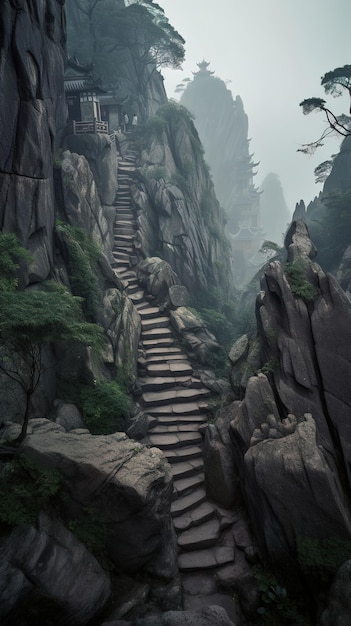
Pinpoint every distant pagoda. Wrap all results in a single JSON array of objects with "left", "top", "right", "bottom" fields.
[{"left": 193, "top": 60, "right": 215, "bottom": 78}]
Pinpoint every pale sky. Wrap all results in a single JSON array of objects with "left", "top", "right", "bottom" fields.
[{"left": 159, "top": 0, "right": 351, "bottom": 214}]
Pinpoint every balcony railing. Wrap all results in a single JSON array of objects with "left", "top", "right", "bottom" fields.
[{"left": 66, "top": 119, "right": 109, "bottom": 136}]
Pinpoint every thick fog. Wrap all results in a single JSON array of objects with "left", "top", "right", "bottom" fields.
[{"left": 159, "top": 0, "right": 351, "bottom": 214}]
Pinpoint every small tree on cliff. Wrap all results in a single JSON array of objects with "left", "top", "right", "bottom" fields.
[
  {"left": 299, "top": 65, "right": 351, "bottom": 154},
  {"left": 0, "top": 235, "right": 104, "bottom": 443}
]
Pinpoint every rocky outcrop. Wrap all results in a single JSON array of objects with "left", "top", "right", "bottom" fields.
[
  {"left": 20, "top": 419, "right": 177, "bottom": 578},
  {"left": 319, "top": 560, "right": 351, "bottom": 625},
  {"left": 63, "top": 134, "right": 118, "bottom": 206},
  {"left": 132, "top": 103, "right": 233, "bottom": 300},
  {"left": 0, "top": 0, "right": 67, "bottom": 282},
  {"left": 169, "top": 307, "right": 220, "bottom": 365},
  {"left": 226, "top": 220, "right": 351, "bottom": 582},
  {"left": 0, "top": 512, "right": 111, "bottom": 625}
]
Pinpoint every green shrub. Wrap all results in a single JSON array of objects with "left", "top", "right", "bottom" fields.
[
  {"left": 57, "top": 224, "right": 101, "bottom": 319},
  {"left": 0, "top": 457, "right": 62, "bottom": 526},
  {"left": 285, "top": 260, "right": 316, "bottom": 303},
  {"left": 68, "top": 506, "right": 107, "bottom": 564},
  {"left": 297, "top": 535, "right": 351, "bottom": 581},
  {"left": 81, "top": 381, "right": 132, "bottom": 434}
]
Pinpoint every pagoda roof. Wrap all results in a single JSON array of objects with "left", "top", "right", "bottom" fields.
[{"left": 64, "top": 56, "right": 106, "bottom": 94}]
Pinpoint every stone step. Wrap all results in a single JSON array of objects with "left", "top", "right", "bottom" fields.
[
  {"left": 114, "top": 245, "right": 134, "bottom": 255},
  {"left": 145, "top": 354, "right": 189, "bottom": 365},
  {"left": 155, "top": 414, "right": 208, "bottom": 426},
  {"left": 144, "top": 346, "right": 182, "bottom": 356},
  {"left": 178, "top": 547, "right": 235, "bottom": 572},
  {"left": 142, "top": 337, "right": 175, "bottom": 349},
  {"left": 171, "top": 459, "right": 204, "bottom": 480},
  {"left": 129, "top": 293, "right": 145, "bottom": 305},
  {"left": 173, "top": 473, "right": 205, "bottom": 498},
  {"left": 114, "top": 234, "right": 134, "bottom": 243},
  {"left": 126, "top": 283, "right": 140, "bottom": 295},
  {"left": 114, "top": 220, "right": 136, "bottom": 228},
  {"left": 141, "top": 327, "right": 173, "bottom": 339},
  {"left": 146, "top": 403, "right": 204, "bottom": 417},
  {"left": 138, "top": 376, "right": 191, "bottom": 392},
  {"left": 171, "top": 487, "right": 207, "bottom": 517},
  {"left": 141, "top": 388, "right": 210, "bottom": 407},
  {"left": 113, "top": 265, "right": 129, "bottom": 275},
  {"left": 172, "top": 502, "right": 217, "bottom": 533},
  {"left": 146, "top": 361, "right": 193, "bottom": 377},
  {"left": 138, "top": 306, "right": 162, "bottom": 319},
  {"left": 177, "top": 518, "right": 221, "bottom": 551},
  {"left": 144, "top": 431, "right": 202, "bottom": 450},
  {"left": 165, "top": 445, "right": 203, "bottom": 464},
  {"left": 141, "top": 317, "right": 170, "bottom": 331},
  {"left": 115, "top": 229, "right": 135, "bottom": 238},
  {"left": 150, "top": 423, "right": 204, "bottom": 434}
]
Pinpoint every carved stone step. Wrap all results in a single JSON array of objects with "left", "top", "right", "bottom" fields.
[
  {"left": 141, "top": 388, "right": 210, "bottom": 407},
  {"left": 146, "top": 354, "right": 189, "bottom": 364},
  {"left": 173, "top": 473, "right": 205, "bottom": 499},
  {"left": 146, "top": 402, "right": 205, "bottom": 416},
  {"left": 142, "top": 337, "right": 175, "bottom": 349},
  {"left": 177, "top": 518, "right": 221, "bottom": 551},
  {"left": 128, "top": 290, "right": 145, "bottom": 303},
  {"left": 165, "top": 445, "right": 203, "bottom": 464},
  {"left": 178, "top": 547, "right": 235, "bottom": 572},
  {"left": 144, "top": 430, "right": 202, "bottom": 450},
  {"left": 172, "top": 502, "right": 217, "bottom": 533},
  {"left": 146, "top": 361, "right": 193, "bottom": 377},
  {"left": 171, "top": 487, "right": 207, "bottom": 517},
  {"left": 149, "top": 423, "right": 204, "bottom": 434},
  {"left": 154, "top": 414, "right": 208, "bottom": 426},
  {"left": 141, "top": 317, "right": 170, "bottom": 331},
  {"left": 143, "top": 346, "right": 182, "bottom": 356},
  {"left": 142, "top": 327, "right": 173, "bottom": 341},
  {"left": 138, "top": 376, "right": 191, "bottom": 392},
  {"left": 137, "top": 306, "right": 162, "bottom": 319},
  {"left": 171, "top": 459, "right": 204, "bottom": 481}
]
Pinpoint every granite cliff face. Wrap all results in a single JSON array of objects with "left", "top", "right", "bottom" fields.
[
  {"left": 225, "top": 220, "right": 351, "bottom": 588},
  {"left": 131, "top": 103, "right": 233, "bottom": 300},
  {"left": 0, "top": 0, "right": 66, "bottom": 283}
]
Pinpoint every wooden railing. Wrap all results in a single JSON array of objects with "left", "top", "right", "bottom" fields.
[{"left": 65, "top": 120, "right": 109, "bottom": 136}]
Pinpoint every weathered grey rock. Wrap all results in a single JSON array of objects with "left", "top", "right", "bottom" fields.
[
  {"left": 170, "top": 308, "right": 220, "bottom": 365},
  {"left": 168, "top": 285, "right": 190, "bottom": 309},
  {"left": 132, "top": 108, "right": 233, "bottom": 299},
  {"left": 228, "top": 221, "right": 351, "bottom": 578},
  {"left": 228, "top": 336, "right": 260, "bottom": 398},
  {"left": 101, "top": 604, "right": 236, "bottom": 625},
  {"left": 59, "top": 151, "right": 113, "bottom": 258},
  {"left": 20, "top": 420, "right": 177, "bottom": 578},
  {"left": 101, "top": 288, "right": 141, "bottom": 375},
  {"left": 0, "top": 0, "right": 66, "bottom": 281},
  {"left": 137, "top": 257, "right": 180, "bottom": 302},
  {"left": 203, "top": 423, "right": 237, "bottom": 509},
  {"left": 0, "top": 512, "right": 110, "bottom": 625},
  {"left": 53, "top": 400, "right": 85, "bottom": 431},
  {"left": 319, "top": 560, "right": 351, "bottom": 626},
  {"left": 63, "top": 134, "right": 118, "bottom": 206}
]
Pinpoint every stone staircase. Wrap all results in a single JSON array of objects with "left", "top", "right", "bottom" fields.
[{"left": 112, "top": 148, "right": 245, "bottom": 620}]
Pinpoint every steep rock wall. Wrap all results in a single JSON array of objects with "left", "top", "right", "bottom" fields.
[
  {"left": 132, "top": 104, "right": 233, "bottom": 301},
  {"left": 227, "top": 220, "right": 351, "bottom": 580},
  {"left": 0, "top": 0, "right": 66, "bottom": 282}
]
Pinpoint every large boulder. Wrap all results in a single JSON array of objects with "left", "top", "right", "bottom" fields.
[
  {"left": 319, "top": 560, "right": 351, "bottom": 626},
  {"left": 170, "top": 307, "right": 220, "bottom": 365},
  {"left": 137, "top": 257, "right": 180, "bottom": 302},
  {"left": 63, "top": 133, "right": 118, "bottom": 206},
  {"left": 20, "top": 420, "right": 177, "bottom": 578},
  {"left": 59, "top": 150, "right": 114, "bottom": 259},
  {"left": 0, "top": 512, "right": 110, "bottom": 625}
]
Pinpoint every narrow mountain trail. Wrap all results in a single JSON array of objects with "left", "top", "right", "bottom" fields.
[{"left": 112, "top": 143, "right": 250, "bottom": 622}]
